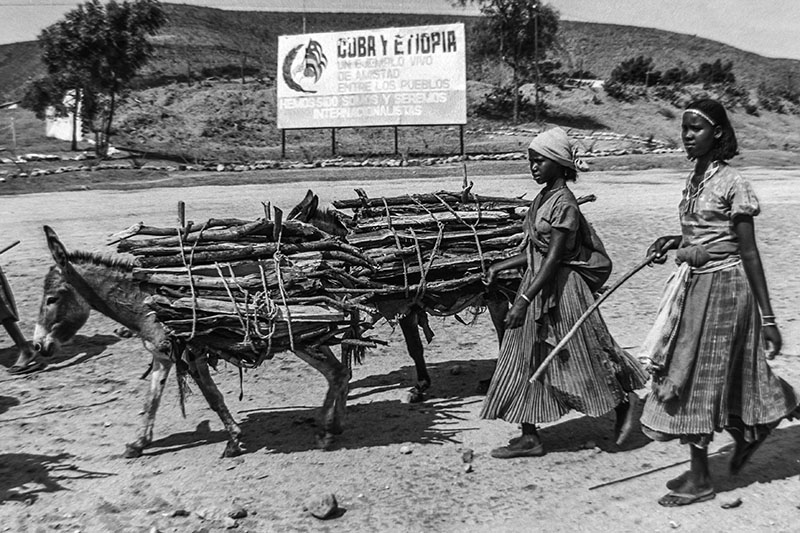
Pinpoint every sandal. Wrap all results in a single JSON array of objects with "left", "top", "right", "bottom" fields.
[
  {"left": 8, "top": 359, "right": 45, "bottom": 375},
  {"left": 658, "top": 487, "right": 715, "bottom": 507}
]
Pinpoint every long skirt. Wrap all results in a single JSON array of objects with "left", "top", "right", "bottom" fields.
[
  {"left": 640, "top": 264, "right": 798, "bottom": 446},
  {"left": 480, "top": 267, "right": 648, "bottom": 425}
]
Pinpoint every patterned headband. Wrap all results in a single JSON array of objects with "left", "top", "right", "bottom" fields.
[{"left": 683, "top": 108, "right": 716, "bottom": 127}]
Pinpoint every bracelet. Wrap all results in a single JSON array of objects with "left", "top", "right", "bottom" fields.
[
  {"left": 520, "top": 293, "right": 532, "bottom": 304},
  {"left": 763, "top": 321, "right": 777, "bottom": 327}
]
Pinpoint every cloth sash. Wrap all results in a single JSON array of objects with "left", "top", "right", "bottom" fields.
[{"left": 638, "top": 244, "right": 741, "bottom": 401}]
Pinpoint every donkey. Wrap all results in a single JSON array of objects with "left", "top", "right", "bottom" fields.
[
  {"left": 33, "top": 225, "right": 350, "bottom": 458},
  {"left": 288, "top": 190, "right": 513, "bottom": 402}
]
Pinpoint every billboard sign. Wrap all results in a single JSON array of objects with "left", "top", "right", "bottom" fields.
[{"left": 277, "top": 23, "right": 466, "bottom": 129}]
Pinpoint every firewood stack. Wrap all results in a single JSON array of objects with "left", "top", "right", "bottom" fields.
[
  {"left": 324, "top": 187, "right": 531, "bottom": 319},
  {"left": 109, "top": 206, "right": 382, "bottom": 368}
]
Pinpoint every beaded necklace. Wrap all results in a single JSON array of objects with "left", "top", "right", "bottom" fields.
[{"left": 682, "top": 161, "right": 719, "bottom": 213}]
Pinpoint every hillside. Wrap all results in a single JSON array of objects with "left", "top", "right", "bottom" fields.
[
  {"left": 2, "top": 4, "right": 800, "bottom": 165},
  {"left": 4, "top": 4, "right": 800, "bottom": 100}
]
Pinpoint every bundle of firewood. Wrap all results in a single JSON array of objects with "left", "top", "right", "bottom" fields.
[
  {"left": 319, "top": 188, "right": 532, "bottom": 319},
  {"left": 109, "top": 208, "right": 382, "bottom": 367}
]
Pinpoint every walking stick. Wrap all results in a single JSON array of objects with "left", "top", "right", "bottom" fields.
[
  {"left": 529, "top": 251, "right": 658, "bottom": 384},
  {"left": 0, "top": 240, "right": 20, "bottom": 256}
]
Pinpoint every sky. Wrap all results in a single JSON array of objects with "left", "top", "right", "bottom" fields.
[{"left": 1, "top": 0, "right": 799, "bottom": 60}]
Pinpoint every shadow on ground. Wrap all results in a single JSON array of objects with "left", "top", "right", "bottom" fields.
[
  {"left": 711, "top": 423, "right": 800, "bottom": 494},
  {"left": 349, "top": 359, "right": 497, "bottom": 400},
  {"left": 0, "top": 452, "right": 113, "bottom": 504},
  {"left": 0, "top": 333, "right": 120, "bottom": 374}
]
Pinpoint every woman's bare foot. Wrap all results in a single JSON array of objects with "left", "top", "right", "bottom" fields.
[
  {"left": 491, "top": 434, "right": 545, "bottom": 459},
  {"left": 666, "top": 470, "right": 690, "bottom": 490}
]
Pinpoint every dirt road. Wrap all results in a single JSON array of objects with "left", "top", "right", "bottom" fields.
[{"left": 1, "top": 166, "right": 799, "bottom": 532}]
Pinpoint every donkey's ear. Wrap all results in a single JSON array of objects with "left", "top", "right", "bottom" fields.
[
  {"left": 43, "top": 225, "right": 69, "bottom": 269},
  {"left": 287, "top": 189, "right": 315, "bottom": 220}
]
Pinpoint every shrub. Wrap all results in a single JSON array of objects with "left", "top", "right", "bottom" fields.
[
  {"left": 696, "top": 59, "right": 735, "bottom": 85},
  {"left": 604, "top": 80, "right": 636, "bottom": 102},
  {"left": 609, "top": 56, "right": 661, "bottom": 86},
  {"left": 474, "top": 85, "right": 544, "bottom": 121}
]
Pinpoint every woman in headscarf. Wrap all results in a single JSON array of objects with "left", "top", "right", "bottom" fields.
[
  {"left": 639, "top": 99, "right": 798, "bottom": 506},
  {"left": 481, "top": 127, "right": 647, "bottom": 458}
]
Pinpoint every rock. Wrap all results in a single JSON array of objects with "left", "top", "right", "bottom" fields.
[
  {"left": 227, "top": 505, "right": 247, "bottom": 519},
  {"left": 464, "top": 464, "right": 473, "bottom": 473},
  {"left": 720, "top": 498, "right": 742, "bottom": 509},
  {"left": 399, "top": 445, "right": 412, "bottom": 455},
  {"left": 222, "top": 517, "right": 238, "bottom": 529},
  {"left": 305, "top": 493, "right": 339, "bottom": 520},
  {"left": 461, "top": 449, "right": 474, "bottom": 464},
  {"left": 449, "top": 364, "right": 462, "bottom": 375}
]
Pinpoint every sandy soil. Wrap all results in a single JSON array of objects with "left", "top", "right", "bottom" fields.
[{"left": 1, "top": 165, "right": 799, "bottom": 532}]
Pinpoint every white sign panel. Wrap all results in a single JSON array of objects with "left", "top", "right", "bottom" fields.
[{"left": 277, "top": 23, "right": 466, "bottom": 129}]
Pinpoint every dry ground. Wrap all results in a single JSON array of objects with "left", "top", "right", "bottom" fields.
[{"left": 1, "top": 163, "right": 799, "bottom": 532}]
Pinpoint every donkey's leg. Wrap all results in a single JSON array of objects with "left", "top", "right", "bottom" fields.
[
  {"left": 478, "top": 293, "right": 510, "bottom": 394},
  {"left": 185, "top": 351, "right": 244, "bottom": 458},
  {"left": 486, "top": 293, "right": 509, "bottom": 347},
  {"left": 399, "top": 313, "right": 429, "bottom": 403},
  {"left": 293, "top": 347, "right": 350, "bottom": 450},
  {"left": 125, "top": 351, "right": 172, "bottom": 458}
]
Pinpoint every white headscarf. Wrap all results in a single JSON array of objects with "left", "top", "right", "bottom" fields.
[{"left": 528, "top": 127, "right": 589, "bottom": 172}]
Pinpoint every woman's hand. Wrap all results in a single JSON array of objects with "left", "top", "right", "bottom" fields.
[
  {"left": 483, "top": 264, "right": 499, "bottom": 286},
  {"left": 763, "top": 325, "right": 782, "bottom": 359},
  {"left": 503, "top": 299, "right": 528, "bottom": 329},
  {"left": 647, "top": 235, "right": 679, "bottom": 265}
]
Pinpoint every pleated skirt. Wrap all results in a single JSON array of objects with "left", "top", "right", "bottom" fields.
[
  {"left": 480, "top": 267, "right": 648, "bottom": 425},
  {"left": 640, "top": 264, "right": 798, "bottom": 444}
]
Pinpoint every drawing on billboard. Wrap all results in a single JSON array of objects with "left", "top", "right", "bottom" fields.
[{"left": 281, "top": 39, "right": 328, "bottom": 94}]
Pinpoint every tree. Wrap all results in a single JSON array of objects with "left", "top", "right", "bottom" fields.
[
  {"left": 458, "top": 1, "right": 560, "bottom": 123},
  {"left": 23, "top": 0, "right": 165, "bottom": 156}
]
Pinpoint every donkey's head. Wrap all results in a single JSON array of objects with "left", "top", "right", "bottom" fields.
[
  {"left": 288, "top": 190, "right": 353, "bottom": 237},
  {"left": 32, "top": 227, "right": 91, "bottom": 358}
]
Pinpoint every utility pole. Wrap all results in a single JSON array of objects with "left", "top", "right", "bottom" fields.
[
  {"left": 302, "top": 0, "right": 307, "bottom": 33},
  {"left": 534, "top": 3, "right": 540, "bottom": 124}
]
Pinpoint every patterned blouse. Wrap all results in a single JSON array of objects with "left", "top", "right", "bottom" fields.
[{"left": 679, "top": 162, "right": 760, "bottom": 261}]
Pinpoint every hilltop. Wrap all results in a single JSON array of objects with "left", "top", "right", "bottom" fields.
[{"left": 1, "top": 4, "right": 800, "bottom": 165}]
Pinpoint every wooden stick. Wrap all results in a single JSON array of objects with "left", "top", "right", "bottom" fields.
[
  {"left": 588, "top": 449, "right": 726, "bottom": 490},
  {"left": 0, "top": 240, "right": 20, "bottom": 255},
  {"left": 529, "top": 252, "right": 657, "bottom": 384}
]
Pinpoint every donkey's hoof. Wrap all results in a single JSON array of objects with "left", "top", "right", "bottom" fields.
[
  {"left": 315, "top": 432, "right": 336, "bottom": 451},
  {"left": 403, "top": 387, "right": 426, "bottom": 404},
  {"left": 123, "top": 444, "right": 144, "bottom": 458},
  {"left": 222, "top": 441, "right": 246, "bottom": 458}
]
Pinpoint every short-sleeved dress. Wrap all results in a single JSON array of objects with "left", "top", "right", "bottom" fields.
[
  {"left": 640, "top": 162, "right": 798, "bottom": 446},
  {"left": 481, "top": 187, "right": 647, "bottom": 424}
]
